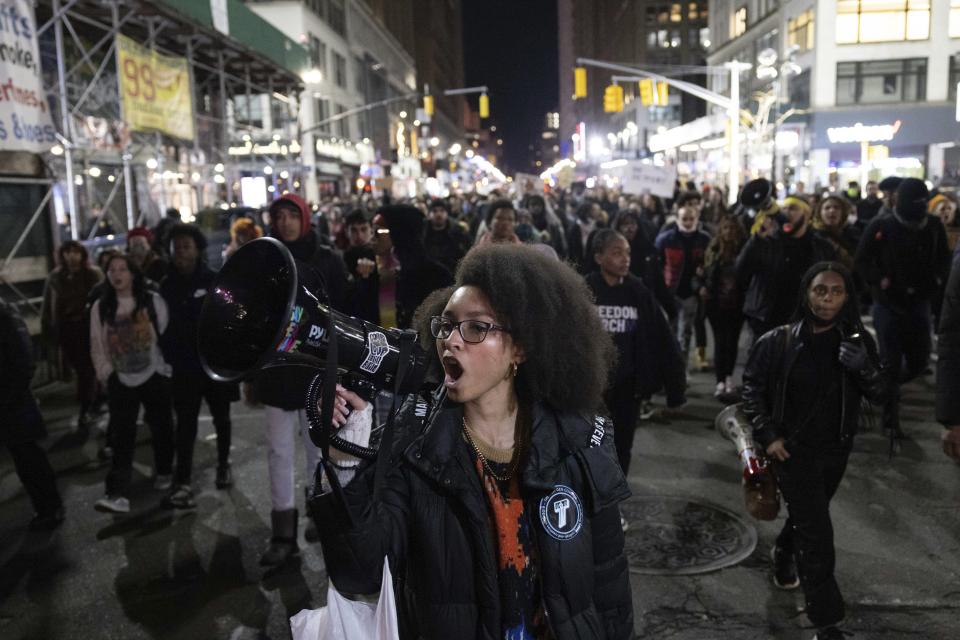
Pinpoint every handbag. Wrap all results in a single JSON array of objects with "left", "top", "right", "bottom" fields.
[{"left": 290, "top": 558, "right": 399, "bottom": 640}]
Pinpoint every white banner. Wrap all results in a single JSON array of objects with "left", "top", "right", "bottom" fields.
[
  {"left": 0, "top": 1, "right": 56, "bottom": 152},
  {"left": 620, "top": 161, "right": 677, "bottom": 199},
  {"left": 513, "top": 172, "right": 544, "bottom": 195}
]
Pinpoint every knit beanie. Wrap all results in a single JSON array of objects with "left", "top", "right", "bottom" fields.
[{"left": 895, "top": 178, "right": 929, "bottom": 222}]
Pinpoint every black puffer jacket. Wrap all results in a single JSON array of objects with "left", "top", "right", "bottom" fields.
[
  {"left": 313, "top": 395, "right": 634, "bottom": 640},
  {"left": 0, "top": 301, "right": 44, "bottom": 445},
  {"left": 936, "top": 261, "right": 960, "bottom": 428},
  {"left": 741, "top": 321, "right": 889, "bottom": 450}
]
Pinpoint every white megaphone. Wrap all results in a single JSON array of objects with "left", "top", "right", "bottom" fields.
[{"left": 715, "top": 404, "right": 779, "bottom": 521}]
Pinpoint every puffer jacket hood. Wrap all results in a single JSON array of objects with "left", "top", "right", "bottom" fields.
[{"left": 268, "top": 193, "right": 312, "bottom": 241}]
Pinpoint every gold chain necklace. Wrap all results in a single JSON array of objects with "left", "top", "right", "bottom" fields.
[{"left": 462, "top": 417, "right": 522, "bottom": 482}]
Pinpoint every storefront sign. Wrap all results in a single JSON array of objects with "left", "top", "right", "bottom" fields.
[
  {"left": 116, "top": 35, "right": 194, "bottom": 141},
  {"left": 648, "top": 115, "right": 724, "bottom": 153},
  {"left": 0, "top": 1, "right": 56, "bottom": 152},
  {"left": 826, "top": 120, "right": 901, "bottom": 144},
  {"left": 228, "top": 139, "right": 301, "bottom": 156},
  {"left": 620, "top": 161, "right": 677, "bottom": 198}
]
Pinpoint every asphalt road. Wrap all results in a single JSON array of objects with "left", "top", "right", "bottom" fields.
[{"left": 1, "top": 358, "right": 958, "bottom": 639}]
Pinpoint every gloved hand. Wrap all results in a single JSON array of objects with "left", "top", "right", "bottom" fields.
[
  {"left": 328, "top": 386, "right": 372, "bottom": 468},
  {"left": 838, "top": 340, "right": 869, "bottom": 372}
]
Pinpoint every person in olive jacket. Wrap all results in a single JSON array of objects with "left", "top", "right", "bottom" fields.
[
  {"left": 312, "top": 245, "right": 634, "bottom": 639},
  {"left": 740, "top": 262, "right": 888, "bottom": 640},
  {"left": 1, "top": 299, "right": 64, "bottom": 530}
]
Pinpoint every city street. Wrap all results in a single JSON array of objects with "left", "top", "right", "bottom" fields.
[{"left": 2, "top": 361, "right": 958, "bottom": 639}]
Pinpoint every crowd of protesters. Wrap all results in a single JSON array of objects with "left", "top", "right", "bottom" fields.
[{"left": 2, "top": 172, "right": 959, "bottom": 640}]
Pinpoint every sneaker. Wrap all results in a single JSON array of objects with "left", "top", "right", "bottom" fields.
[
  {"left": 813, "top": 626, "right": 851, "bottom": 639},
  {"left": 153, "top": 474, "right": 173, "bottom": 491},
  {"left": 163, "top": 485, "right": 196, "bottom": 510},
  {"left": 215, "top": 464, "right": 233, "bottom": 489},
  {"left": 29, "top": 506, "right": 66, "bottom": 531},
  {"left": 770, "top": 545, "right": 800, "bottom": 589},
  {"left": 714, "top": 382, "right": 726, "bottom": 398},
  {"left": 95, "top": 495, "right": 130, "bottom": 513}
]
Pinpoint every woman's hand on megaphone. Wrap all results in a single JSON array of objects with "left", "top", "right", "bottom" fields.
[
  {"left": 328, "top": 385, "right": 373, "bottom": 468},
  {"left": 331, "top": 385, "right": 369, "bottom": 427}
]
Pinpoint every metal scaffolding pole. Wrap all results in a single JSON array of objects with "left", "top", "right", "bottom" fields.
[{"left": 53, "top": 0, "right": 79, "bottom": 239}]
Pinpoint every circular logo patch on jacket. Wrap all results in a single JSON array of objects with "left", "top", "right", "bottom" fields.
[{"left": 539, "top": 485, "right": 583, "bottom": 541}]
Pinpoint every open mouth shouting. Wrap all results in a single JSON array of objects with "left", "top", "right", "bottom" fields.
[{"left": 442, "top": 354, "right": 464, "bottom": 389}]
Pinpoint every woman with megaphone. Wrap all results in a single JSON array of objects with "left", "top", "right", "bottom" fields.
[{"left": 311, "top": 244, "right": 635, "bottom": 639}]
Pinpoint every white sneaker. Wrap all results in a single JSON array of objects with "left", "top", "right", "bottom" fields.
[
  {"left": 95, "top": 495, "right": 130, "bottom": 513},
  {"left": 714, "top": 382, "right": 726, "bottom": 397},
  {"left": 153, "top": 474, "right": 173, "bottom": 491},
  {"left": 724, "top": 376, "right": 735, "bottom": 392}
]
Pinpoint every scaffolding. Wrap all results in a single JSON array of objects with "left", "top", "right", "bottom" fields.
[{"left": 0, "top": 0, "right": 307, "bottom": 353}]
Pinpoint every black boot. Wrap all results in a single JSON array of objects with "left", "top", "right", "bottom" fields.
[{"left": 260, "top": 509, "right": 299, "bottom": 567}]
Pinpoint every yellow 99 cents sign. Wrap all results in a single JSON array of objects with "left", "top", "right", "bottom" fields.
[{"left": 115, "top": 35, "right": 195, "bottom": 141}]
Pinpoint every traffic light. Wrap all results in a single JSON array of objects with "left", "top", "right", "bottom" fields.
[
  {"left": 574, "top": 67, "right": 587, "bottom": 99},
  {"left": 479, "top": 92, "right": 490, "bottom": 119},
  {"left": 656, "top": 81, "right": 669, "bottom": 106},
  {"left": 603, "top": 84, "right": 624, "bottom": 113},
  {"left": 423, "top": 93, "right": 434, "bottom": 117},
  {"left": 638, "top": 79, "right": 654, "bottom": 106}
]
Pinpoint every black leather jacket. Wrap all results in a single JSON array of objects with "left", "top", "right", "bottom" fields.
[
  {"left": 741, "top": 321, "right": 889, "bottom": 450},
  {"left": 313, "top": 393, "right": 634, "bottom": 640}
]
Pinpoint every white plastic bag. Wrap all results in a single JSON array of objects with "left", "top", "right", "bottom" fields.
[{"left": 290, "top": 557, "right": 399, "bottom": 640}]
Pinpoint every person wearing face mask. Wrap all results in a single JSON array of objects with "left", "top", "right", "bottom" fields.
[
  {"left": 311, "top": 245, "right": 634, "bottom": 640},
  {"left": 656, "top": 204, "right": 712, "bottom": 369},
  {"left": 158, "top": 224, "right": 238, "bottom": 509},
  {"left": 126, "top": 227, "right": 168, "bottom": 284},
  {"left": 854, "top": 178, "right": 951, "bottom": 438},
  {"left": 741, "top": 262, "right": 889, "bottom": 640},
  {"left": 736, "top": 196, "right": 837, "bottom": 341}
]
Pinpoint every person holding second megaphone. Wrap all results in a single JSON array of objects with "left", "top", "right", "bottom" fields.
[
  {"left": 310, "top": 244, "right": 635, "bottom": 639},
  {"left": 740, "top": 261, "right": 889, "bottom": 640}
]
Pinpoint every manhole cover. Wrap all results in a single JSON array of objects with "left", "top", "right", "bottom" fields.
[{"left": 621, "top": 495, "right": 757, "bottom": 575}]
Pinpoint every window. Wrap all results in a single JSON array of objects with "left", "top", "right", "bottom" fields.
[
  {"left": 732, "top": 6, "right": 747, "bottom": 38},
  {"left": 647, "top": 31, "right": 658, "bottom": 49},
  {"left": 234, "top": 95, "right": 263, "bottom": 129},
  {"left": 327, "top": 0, "right": 346, "bottom": 36},
  {"left": 836, "top": 1, "right": 930, "bottom": 44},
  {"left": 950, "top": 56, "right": 959, "bottom": 100},
  {"left": 836, "top": 58, "right": 927, "bottom": 105},
  {"left": 670, "top": 30, "right": 682, "bottom": 47},
  {"left": 305, "top": 0, "right": 326, "bottom": 20},
  {"left": 951, "top": 1, "right": 960, "bottom": 37},
  {"left": 688, "top": 2, "right": 699, "bottom": 20},
  {"left": 658, "top": 29, "right": 669, "bottom": 47},
  {"left": 788, "top": 10, "right": 814, "bottom": 51},
  {"left": 334, "top": 104, "right": 348, "bottom": 138},
  {"left": 658, "top": 6, "right": 670, "bottom": 23},
  {"left": 670, "top": 3, "right": 682, "bottom": 22},
  {"left": 646, "top": 7, "right": 657, "bottom": 26},
  {"left": 309, "top": 36, "right": 327, "bottom": 75},
  {"left": 333, "top": 52, "right": 347, "bottom": 88},
  {"left": 758, "top": 0, "right": 780, "bottom": 17},
  {"left": 314, "top": 98, "right": 330, "bottom": 133}
]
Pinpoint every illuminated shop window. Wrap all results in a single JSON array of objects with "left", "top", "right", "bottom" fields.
[
  {"left": 670, "top": 3, "right": 683, "bottom": 22},
  {"left": 788, "top": 10, "right": 815, "bottom": 52},
  {"left": 836, "top": 58, "right": 927, "bottom": 105},
  {"left": 732, "top": 6, "right": 747, "bottom": 38},
  {"left": 836, "top": 1, "right": 930, "bottom": 44}
]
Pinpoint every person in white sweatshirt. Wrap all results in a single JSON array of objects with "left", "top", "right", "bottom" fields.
[{"left": 89, "top": 253, "right": 173, "bottom": 514}]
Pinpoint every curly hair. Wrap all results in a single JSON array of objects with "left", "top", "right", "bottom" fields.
[
  {"left": 812, "top": 195, "right": 852, "bottom": 231},
  {"left": 414, "top": 244, "right": 615, "bottom": 414}
]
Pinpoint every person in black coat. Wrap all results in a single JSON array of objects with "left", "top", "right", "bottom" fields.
[
  {"left": 342, "top": 209, "right": 381, "bottom": 324},
  {"left": 312, "top": 245, "right": 634, "bottom": 639},
  {"left": 736, "top": 196, "right": 837, "bottom": 340},
  {"left": 158, "top": 224, "right": 239, "bottom": 509},
  {"left": 423, "top": 199, "right": 472, "bottom": 273},
  {"left": 934, "top": 255, "right": 960, "bottom": 460},
  {"left": 855, "top": 178, "right": 951, "bottom": 437},
  {"left": 0, "top": 300, "right": 64, "bottom": 530},
  {"left": 586, "top": 230, "right": 685, "bottom": 484},
  {"left": 611, "top": 210, "right": 677, "bottom": 320},
  {"left": 741, "top": 262, "right": 888, "bottom": 640}
]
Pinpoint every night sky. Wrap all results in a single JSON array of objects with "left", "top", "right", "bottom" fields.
[{"left": 462, "top": 0, "right": 558, "bottom": 174}]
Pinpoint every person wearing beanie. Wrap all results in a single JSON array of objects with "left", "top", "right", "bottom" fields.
[
  {"left": 877, "top": 175, "right": 903, "bottom": 219},
  {"left": 249, "top": 193, "right": 350, "bottom": 567},
  {"left": 158, "top": 224, "right": 238, "bottom": 509},
  {"left": 736, "top": 196, "right": 837, "bottom": 341},
  {"left": 373, "top": 204, "right": 453, "bottom": 329},
  {"left": 127, "top": 226, "right": 168, "bottom": 284},
  {"left": 855, "top": 177, "right": 951, "bottom": 438}
]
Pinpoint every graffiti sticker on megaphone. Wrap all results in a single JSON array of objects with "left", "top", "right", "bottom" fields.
[{"left": 360, "top": 331, "right": 390, "bottom": 374}]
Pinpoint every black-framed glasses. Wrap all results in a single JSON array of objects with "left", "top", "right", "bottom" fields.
[{"left": 429, "top": 316, "right": 509, "bottom": 344}]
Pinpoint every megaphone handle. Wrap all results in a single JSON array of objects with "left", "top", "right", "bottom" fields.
[{"left": 371, "top": 330, "right": 417, "bottom": 498}]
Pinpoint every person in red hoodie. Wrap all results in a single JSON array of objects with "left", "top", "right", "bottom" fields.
[{"left": 249, "top": 194, "right": 350, "bottom": 568}]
